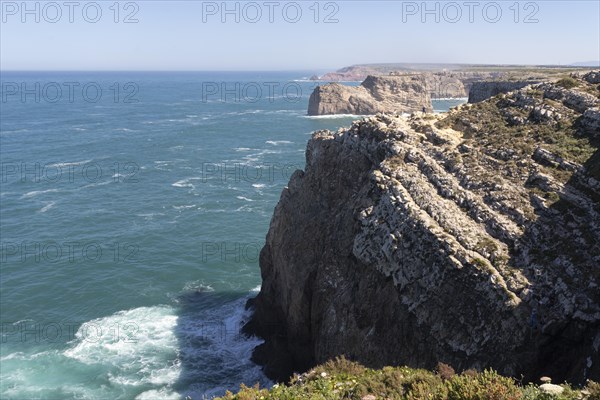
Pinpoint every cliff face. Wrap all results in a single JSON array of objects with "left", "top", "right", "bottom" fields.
[
  {"left": 420, "top": 72, "right": 467, "bottom": 98},
  {"left": 315, "top": 65, "right": 504, "bottom": 85},
  {"left": 245, "top": 74, "right": 600, "bottom": 384},
  {"left": 314, "top": 67, "right": 599, "bottom": 106},
  {"left": 306, "top": 73, "right": 524, "bottom": 116},
  {"left": 307, "top": 75, "right": 432, "bottom": 116},
  {"left": 468, "top": 81, "right": 542, "bottom": 103}
]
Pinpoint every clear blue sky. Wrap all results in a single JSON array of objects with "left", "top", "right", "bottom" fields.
[{"left": 1, "top": 1, "right": 598, "bottom": 70}]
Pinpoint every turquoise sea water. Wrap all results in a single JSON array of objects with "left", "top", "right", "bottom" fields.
[{"left": 0, "top": 72, "right": 465, "bottom": 399}]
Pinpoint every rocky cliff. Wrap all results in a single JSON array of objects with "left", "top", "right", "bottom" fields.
[
  {"left": 313, "top": 66, "right": 598, "bottom": 106},
  {"left": 307, "top": 75, "right": 433, "bottom": 116},
  {"left": 419, "top": 72, "right": 468, "bottom": 98},
  {"left": 315, "top": 64, "right": 502, "bottom": 84},
  {"left": 468, "top": 80, "right": 542, "bottom": 103},
  {"left": 245, "top": 73, "right": 600, "bottom": 384},
  {"left": 307, "top": 73, "right": 540, "bottom": 116}
]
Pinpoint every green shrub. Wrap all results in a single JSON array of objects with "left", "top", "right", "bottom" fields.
[
  {"left": 217, "top": 362, "right": 593, "bottom": 400},
  {"left": 444, "top": 369, "right": 522, "bottom": 400},
  {"left": 555, "top": 77, "right": 579, "bottom": 89},
  {"left": 313, "top": 355, "right": 366, "bottom": 377}
]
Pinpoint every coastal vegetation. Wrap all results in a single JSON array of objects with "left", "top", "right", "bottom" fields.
[{"left": 218, "top": 357, "right": 600, "bottom": 400}]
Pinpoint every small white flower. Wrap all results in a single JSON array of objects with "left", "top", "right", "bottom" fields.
[{"left": 320, "top": 372, "right": 327, "bottom": 377}]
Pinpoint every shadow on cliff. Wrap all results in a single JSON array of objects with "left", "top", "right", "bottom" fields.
[
  {"left": 171, "top": 288, "right": 270, "bottom": 398},
  {"left": 510, "top": 146, "right": 600, "bottom": 383}
]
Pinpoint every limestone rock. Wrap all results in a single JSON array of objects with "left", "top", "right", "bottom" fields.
[
  {"left": 583, "top": 70, "right": 600, "bottom": 84},
  {"left": 582, "top": 108, "right": 600, "bottom": 136},
  {"left": 392, "top": 71, "right": 468, "bottom": 98},
  {"left": 245, "top": 75, "right": 600, "bottom": 384},
  {"left": 468, "top": 81, "right": 541, "bottom": 103},
  {"left": 539, "top": 383, "right": 565, "bottom": 395},
  {"left": 539, "top": 83, "right": 598, "bottom": 113},
  {"left": 307, "top": 75, "right": 432, "bottom": 116},
  {"left": 316, "top": 65, "right": 505, "bottom": 96}
]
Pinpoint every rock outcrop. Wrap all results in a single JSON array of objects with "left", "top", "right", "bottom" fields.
[
  {"left": 583, "top": 108, "right": 600, "bottom": 135},
  {"left": 307, "top": 75, "right": 432, "bottom": 116},
  {"left": 468, "top": 80, "right": 542, "bottom": 103},
  {"left": 583, "top": 70, "right": 600, "bottom": 84},
  {"left": 245, "top": 74, "right": 600, "bottom": 384},
  {"left": 418, "top": 72, "right": 467, "bottom": 98}
]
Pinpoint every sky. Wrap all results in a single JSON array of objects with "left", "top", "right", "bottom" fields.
[{"left": 1, "top": 0, "right": 599, "bottom": 71}]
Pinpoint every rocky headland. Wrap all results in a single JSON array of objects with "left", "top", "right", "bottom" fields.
[
  {"left": 314, "top": 64, "right": 499, "bottom": 83},
  {"left": 309, "top": 66, "right": 598, "bottom": 116},
  {"left": 307, "top": 75, "right": 433, "bottom": 116},
  {"left": 245, "top": 72, "right": 600, "bottom": 385},
  {"left": 314, "top": 64, "right": 595, "bottom": 85},
  {"left": 307, "top": 72, "right": 473, "bottom": 116}
]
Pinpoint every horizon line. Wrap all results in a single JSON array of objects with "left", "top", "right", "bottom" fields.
[{"left": 1, "top": 63, "right": 599, "bottom": 74}]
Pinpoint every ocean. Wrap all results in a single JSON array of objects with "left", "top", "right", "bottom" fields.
[{"left": 0, "top": 71, "right": 465, "bottom": 399}]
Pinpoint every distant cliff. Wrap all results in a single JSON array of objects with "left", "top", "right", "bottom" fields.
[
  {"left": 307, "top": 75, "right": 433, "bottom": 116},
  {"left": 314, "top": 64, "right": 501, "bottom": 84},
  {"left": 245, "top": 73, "right": 600, "bottom": 384},
  {"left": 316, "top": 65, "right": 393, "bottom": 82},
  {"left": 468, "top": 80, "right": 542, "bottom": 103},
  {"left": 306, "top": 72, "right": 517, "bottom": 116},
  {"left": 313, "top": 66, "right": 599, "bottom": 106}
]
